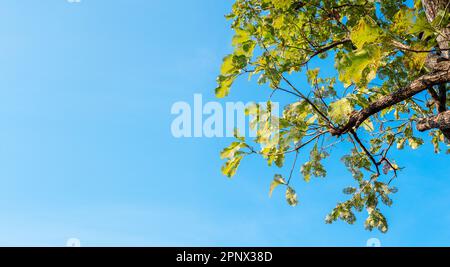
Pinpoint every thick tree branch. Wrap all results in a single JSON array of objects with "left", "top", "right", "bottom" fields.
[
  {"left": 416, "top": 110, "right": 450, "bottom": 132},
  {"left": 425, "top": 54, "right": 450, "bottom": 71},
  {"left": 330, "top": 69, "right": 450, "bottom": 136}
]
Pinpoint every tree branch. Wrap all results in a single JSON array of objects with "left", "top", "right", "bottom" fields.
[
  {"left": 416, "top": 110, "right": 450, "bottom": 138},
  {"left": 330, "top": 69, "right": 450, "bottom": 136},
  {"left": 349, "top": 130, "right": 380, "bottom": 176},
  {"left": 297, "top": 38, "right": 351, "bottom": 67}
]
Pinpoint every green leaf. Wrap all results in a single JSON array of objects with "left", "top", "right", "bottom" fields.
[
  {"left": 220, "top": 142, "right": 246, "bottom": 159},
  {"left": 329, "top": 98, "right": 353, "bottom": 124},
  {"left": 409, "top": 12, "right": 435, "bottom": 39},
  {"left": 306, "top": 68, "right": 320, "bottom": 85},
  {"left": 232, "top": 28, "right": 255, "bottom": 57},
  {"left": 350, "top": 18, "right": 383, "bottom": 49},
  {"left": 397, "top": 138, "right": 406, "bottom": 150},
  {"left": 215, "top": 75, "right": 235, "bottom": 98},
  {"left": 337, "top": 45, "right": 382, "bottom": 87},
  {"left": 406, "top": 44, "right": 432, "bottom": 70},
  {"left": 343, "top": 187, "right": 357, "bottom": 195},
  {"left": 408, "top": 137, "right": 423, "bottom": 150},
  {"left": 232, "top": 29, "right": 251, "bottom": 47},
  {"left": 269, "top": 174, "right": 287, "bottom": 197},
  {"left": 221, "top": 55, "right": 235, "bottom": 75},
  {"left": 286, "top": 186, "right": 298, "bottom": 206},
  {"left": 272, "top": 0, "right": 294, "bottom": 10},
  {"left": 391, "top": 8, "right": 415, "bottom": 34},
  {"left": 221, "top": 155, "right": 243, "bottom": 178},
  {"left": 301, "top": 162, "right": 312, "bottom": 182}
]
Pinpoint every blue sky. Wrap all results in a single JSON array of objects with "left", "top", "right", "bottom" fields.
[{"left": 0, "top": 0, "right": 449, "bottom": 247}]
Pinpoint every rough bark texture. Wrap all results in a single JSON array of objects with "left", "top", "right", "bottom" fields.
[
  {"left": 330, "top": 69, "right": 450, "bottom": 136},
  {"left": 422, "top": 0, "right": 450, "bottom": 139},
  {"left": 417, "top": 110, "right": 450, "bottom": 131},
  {"left": 426, "top": 54, "right": 450, "bottom": 71}
]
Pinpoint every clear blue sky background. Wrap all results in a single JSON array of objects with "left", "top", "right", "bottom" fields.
[{"left": 0, "top": 0, "right": 449, "bottom": 247}]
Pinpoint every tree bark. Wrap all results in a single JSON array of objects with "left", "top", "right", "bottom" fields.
[
  {"left": 330, "top": 69, "right": 450, "bottom": 136},
  {"left": 417, "top": 110, "right": 450, "bottom": 135},
  {"left": 422, "top": 0, "right": 450, "bottom": 139}
]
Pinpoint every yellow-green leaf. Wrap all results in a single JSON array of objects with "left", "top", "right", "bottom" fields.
[
  {"left": 221, "top": 55, "right": 235, "bottom": 75},
  {"left": 215, "top": 75, "right": 235, "bottom": 98},
  {"left": 337, "top": 45, "right": 382, "bottom": 86},
  {"left": 221, "top": 155, "right": 243, "bottom": 178},
  {"left": 350, "top": 18, "right": 383, "bottom": 49},
  {"left": 220, "top": 142, "right": 245, "bottom": 159},
  {"left": 286, "top": 186, "right": 298, "bottom": 206},
  {"left": 408, "top": 138, "right": 423, "bottom": 150},
  {"left": 269, "top": 174, "right": 287, "bottom": 197},
  {"left": 232, "top": 29, "right": 251, "bottom": 47},
  {"left": 329, "top": 98, "right": 353, "bottom": 124},
  {"left": 272, "top": 0, "right": 294, "bottom": 10}
]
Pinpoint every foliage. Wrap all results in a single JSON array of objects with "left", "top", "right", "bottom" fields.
[{"left": 216, "top": 0, "right": 450, "bottom": 232}]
